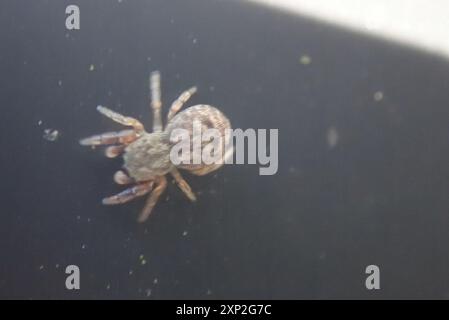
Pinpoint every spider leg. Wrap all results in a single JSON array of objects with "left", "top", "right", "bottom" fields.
[
  {"left": 113, "top": 170, "right": 134, "bottom": 185},
  {"left": 150, "top": 71, "right": 163, "bottom": 132},
  {"left": 137, "top": 175, "right": 167, "bottom": 222},
  {"left": 96, "top": 105, "right": 145, "bottom": 134},
  {"left": 102, "top": 181, "right": 153, "bottom": 205},
  {"left": 170, "top": 168, "right": 197, "bottom": 202},
  {"left": 167, "top": 86, "right": 197, "bottom": 121},
  {"left": 79, "top": 129, "right": 137, "bottom": 146},
  {"left": 105, "top": 145, "right": 126, "bottom": 158}
]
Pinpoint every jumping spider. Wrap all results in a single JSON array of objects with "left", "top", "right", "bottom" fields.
[{"left": 80, "top": 71, "right": 231, "bottom": 222}]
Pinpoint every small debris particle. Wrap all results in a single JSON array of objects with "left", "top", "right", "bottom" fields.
[
  {"left": 182, "top": 231, "right": 188, "bottom": 237},
  {"left": 58, "top": 80, "right": 62, "bottom": 87},
  {"left": 129, "top": 270, "right": 133, "bottom": 276},
  {"left": 145, "top": 288, "right": 152, "bottom": 297},
  {"left": 39, "top": 265, "right": 44, "bottom": 270},
  {"left": 81, "top": 244, "right": 86, "bottom": 250},
  {"left": 288, "top": 166, "right": 299, "bottom": 175},
  {"left": 43, "top": 129, "right": 59, "bottom": 142},
  {"left": 106, "top": 284, "right": 111, "bottom": 290},
  {"left": 153, "top": 278, "right": 158, "bottom": 284},
  {"left": 299, "top": 55, "right": 312, "bottom": 65},
  {"left": 192, "top": 38, "right": 198, "bottom": 44},
  {"left": 89, "top": 64, "right": 95, "bottom": 71},
  {"left": 139, "top": 254, "right": 147, "bottom": 265},
  {"left": 55, "top": 264, "right": 60, "bottom": 269},
  {"left": 326, "top": 126, "right": 339, "bottom": 149},
  {"left": 206, "top": 289, "right": 212, "bottom": 295},
  {"left": 37, "top": 120, "right": 43, "bottom": 126},
  {"left": 374, "top": 91, "right": 384, "bottom": 102}
]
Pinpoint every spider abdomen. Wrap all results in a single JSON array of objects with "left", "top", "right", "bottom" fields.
[{"left": 165, "top": 104, "right": 233, "bottom": 176}]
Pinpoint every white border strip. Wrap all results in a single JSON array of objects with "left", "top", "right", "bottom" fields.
[{"left": 249, "top": 0, "right": 449, "bottom": 58}]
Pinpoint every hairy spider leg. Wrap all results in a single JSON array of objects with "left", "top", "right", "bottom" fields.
[
  {"left": 170, "top": 167, "right": 197, "bottom": 202},
  {"left": 137, "top": 176, "right": 167, "bottom": 222},
  {"left": 167, "top": 86, "right": 197, "bottom": 121}
]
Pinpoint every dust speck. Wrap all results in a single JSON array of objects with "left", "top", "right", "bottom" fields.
[
  {"left": 89, "top": 64, "right": 95, "bottom": 71},
  {"left": 319, "top": 252, "right": 327, "bottom": 260},
  {"left": 374, "top": 91, "right": 384, "bottom": 102},
  {"left": 139, "top": 254, "right": 147, "bottom": 265},
  {"left": 299, "top": 54, "right": 312, "bottom": 65},
  {"left": 288, "top": 166, "right": 300, "bottom": 175},
  {"left": 43, "top": 129, "right": 59, "bottom": 142},
  {"left": 326, "top": 126, "right": 339, "bottom": 149}
]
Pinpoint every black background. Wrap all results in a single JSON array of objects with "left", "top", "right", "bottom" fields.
[{"left": 1, "top": 0, "right": 449, "bottom": 299}]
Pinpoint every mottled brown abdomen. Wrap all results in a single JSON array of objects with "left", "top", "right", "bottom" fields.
[{"left": 164, "top": 104, "right": 232, "bottom": 176}]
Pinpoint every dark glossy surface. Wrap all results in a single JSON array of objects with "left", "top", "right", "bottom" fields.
[{"left": 1, "top": 0, "right": 449, "bottom": 299}]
